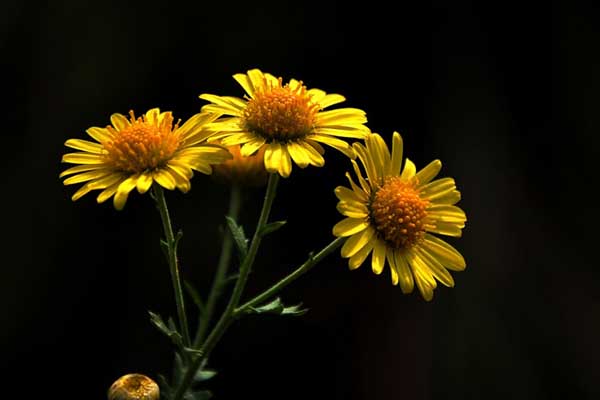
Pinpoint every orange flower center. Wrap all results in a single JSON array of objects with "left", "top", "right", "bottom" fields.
[
  {"left": 243, "top": 79, "right": 319, "bottom": 141},
  {"left": 370, "top": 177, "right": 429, "bottom": 249},
  {"left": 103, "top": 111, "right": 180, "bottom": 173}
]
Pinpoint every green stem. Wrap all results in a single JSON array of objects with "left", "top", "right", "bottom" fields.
[
  {"left": 172, "top": 173, "right": 280, "bottom": 400},
  {"left": 193, "top": 184, "right": 242, "bottom": 348},
  {"left": 234, "top": 236, "right": 345, "bottom": 315},
  {"left": 153, "top": 185, "right": 191, "bottom": 348}
]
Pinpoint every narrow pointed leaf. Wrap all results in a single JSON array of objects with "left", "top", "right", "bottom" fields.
[
  {"left": 258, "top": 220, "right": 287, "bottom": 236},
  {"left": 225, "top": 216, "right": 248, "bottom": 261}
]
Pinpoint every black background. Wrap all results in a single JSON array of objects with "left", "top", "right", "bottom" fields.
[{"left": 3, "top": 1, "right": 600, "bottom": 399}]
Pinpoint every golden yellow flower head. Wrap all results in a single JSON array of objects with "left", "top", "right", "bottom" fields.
[
  {"left": 333, "top": 132, "right": 467, "bottom": 301},
  {"left": 108, "top": 373, "right": 159, "bottom": 400},
  {"left": 60, "top": 108, "right": 232, "bottom": 210},
  {"left": 212, "top": 144, "right": 268, "bottom": 187},
  {"left": 199, "top": 68, "right": 370, "bottom": 178}
]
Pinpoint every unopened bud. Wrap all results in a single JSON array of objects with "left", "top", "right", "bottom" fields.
[{"left": 108, "top": 373, "right": 159, "bottom": 400}]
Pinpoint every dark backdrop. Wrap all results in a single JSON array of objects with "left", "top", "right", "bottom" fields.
[{"left": 3, "top": 1, "right": 600, "bottom": 399}]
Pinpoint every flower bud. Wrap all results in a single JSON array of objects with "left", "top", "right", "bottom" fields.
[{"left": 108, "top": 373, "right": 159, "bottom": 400}]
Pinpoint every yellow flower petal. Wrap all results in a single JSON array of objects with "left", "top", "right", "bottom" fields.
[
  {"left": 198, "top": 94, "right": 244, "bottom": 115},
  {"left": 394, "top": 250, "right": 415, "bottom": 294},
  {"left": 371, "top": 239, "right": 387, "bottom": 275},
  {"left": 340, "top": 227, "right": 375, "bottom": 258},
  {"left": 247, "top": 69, "right": 266, "bottom": 92},
  {"left": 332, "top": 217, "right": 369, "bottom": 237},
  {"left": 348, "top": 239, "right": 375, "bottom": 270},
  {"left": 287, "top": 141, "right": 310, "bottom": 168},
  {"left": 64, "top": 139, "right": 103, "bottom": 154},
  {"left": 264, "top": 143, "right": 281, "bottom": 174},
  {"left": 59, "top": 164, "right": 108, "bottom": 178},
  {"left": 113, "top": 175, "right": 139, "bottom": 210},
  {"left": 96, "top": 181, "right": 122, "bottom": 204},
  {"left": 336, "top": 200, "right": 369, "bottom": 218},
  {"left": 86, "top": 173, "right": 125, "bottom": 190},
  {"left": 427, "top": 204, "right": 467, "bottom": 225},
  {"left": 400, "top": 158, "right": 416, "bottom": 180},
  {"left": 279, "top": 145, "right": 292, "bottom": 178},
  {"left": 110, "top": 113, "right": 130, "bottom": 131},
  {"left": 63, "top": 170, "right": 112, "bottom": 185},
  {"left": 415, "top": 160, "right": 442, "bottom": 185},
  {"left": 428, "top": 221, "right": 464, "bottom": 237},
  {"left": 136, "top": 172, "right": 154, "bottom": 194},
  {"left": 62, "top": 152, "right": 104, "bottom": 164},
  {"left": 334, "top": 186, "right": 363, "bottom": 203},
  {"left": 298, "top": 141, "right": 325, "bottom": 167},
  {"left": 153, "top": 169, "right": 176, "bottom": 190},
  {"left": 366, "top": 133, "right": 390, "bottom": 179},
  {"left": 386, "top": 249, "right": 399, "bottom": 286},
  {"left": 315, "top": 93, "right": 346, "bottom": 108},
  {"left": 86, "top": 127, "right": 113, "bottom": 143},
  {"left": 388, "top": 132, "right": 403, "bottom": 176},
  {"left": 309, "top": 135, "right": 355, "bottom": 158},
  {"left": 241, "top": 137, "right": 266, "bottom": 156},
  {"left": 353, "top": 142, "right": 379, "bottom": 187},
  {"left": 344, "top": 172, "right": 369, "bottom": 202},
  {"left": 144, "top": 108, "right": 160, "bottom": 125},
  {"left": 417, "top": 248, "right": 455, "bottom": 288},
  {"left": 315, "top": 108, "right": 367, "bottom": 125},
  {"left": 422, "top": 234, "right": 466, "bottom": 271}
]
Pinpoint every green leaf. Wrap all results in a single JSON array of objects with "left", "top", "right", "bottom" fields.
[
  {"left": 259, "top": 220, "right": 287, "bottom": 236},
  {"left": 183, "top": 347, "right": 204, "bottom": 357},
  {"left": 160, "top": 239, "right": 169, "bottom": 258},
  {"left": 225, "top": 216, "right": 248, "bottom": 260},
  {"left": 184, "top": 280, "right": 206, "bottom": 315},
  {"left": 148, "top": 311, "right": 184, "bottom": 349},
  {"left": 173, "top": 352, "right": 185, "bottom": 385},
  {"left": 157, "top": 374, "right": 173, "bottom": 400},
  {"left": 247, "top": 297, "right": 308, "bottom": 317},
  {"left": 174, "top": 229, "right": 184, "bottom": 251},
  {"left": 194, "top": 369, "right": 217, "bottom": 383},
  {"left": 184, "top": 390, "right": 213, "bottom": 400}
]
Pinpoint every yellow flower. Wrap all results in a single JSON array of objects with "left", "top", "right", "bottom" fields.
[
  {"left": 60, "top": 108, "right": 232, "bottom": 210},
  {"left": 333, "top": 132, "right": 467, "bottom": 301},
  {"left": 199, "top": 68, "right": 370, "bottom": 178},
  {"left": 212, "top": 144, "right": 268, "bottom": 187}
]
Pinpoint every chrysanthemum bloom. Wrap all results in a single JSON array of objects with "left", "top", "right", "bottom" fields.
[
  {"left": 108, "top": 373, "right": 159, "bottom": 400},
  {"left": 60, "top": 108, "right": 232, "bottom": 210},
  {"left": 333, "top": 132, "right": 467, "bottom": 301},
  {"left": 199, "top": 68, "right": 370, "bottom": 177},
  {"left": 212, "top": 144, "right": 268, "bottom": 187}
]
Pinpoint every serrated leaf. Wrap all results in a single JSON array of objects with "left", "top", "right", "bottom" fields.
[
  {"left": 225, "top": 216, "right": 248, "bottom": 260},
  {"left": 252, "top": 297, "right": 284, "bottom": 313},
  {"left": 259, "top": 220, "right": 287, "bottom": 236},
  {"left": 280, "top": 304, "right": 309, "bottom": 316},
  {"left": 149, "top": 311, "right": 170, "bottom": 335},
  {"left": 184, "top": 280, "right": 206, "bottom": 314},
  {"left": 248, "top": 297, "right": 308, "bottom": 317},
  {"left": 149, "top": 311, "right": 184, "bottom": 349}
]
